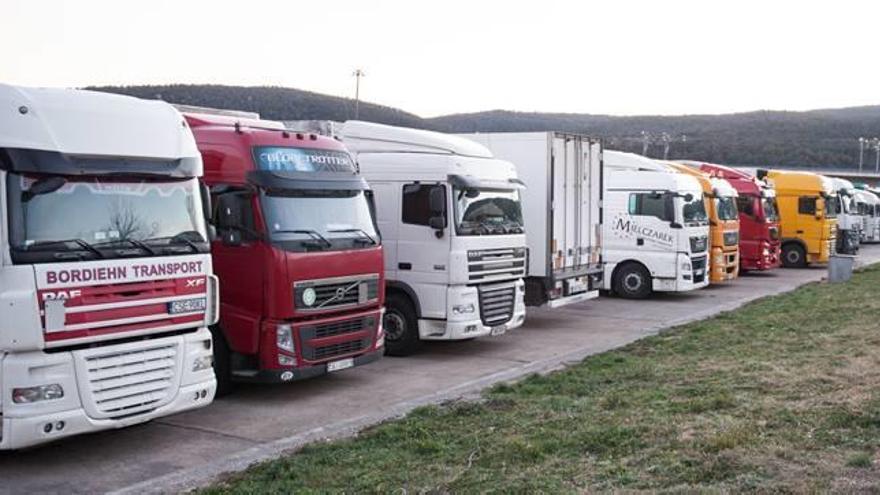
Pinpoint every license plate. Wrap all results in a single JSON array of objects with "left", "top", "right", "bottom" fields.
[
  {"left": 167, "top": 297, "right": 207, "bottom": 315},
  {"left": 566, "top": 278, "right": 588, "bottom": 294},
  {"left": 327, "top": 358, "right": 354, "bottom": 372},
  {"left": 490, "top": 325, "right": 507, "bottom": 337}
]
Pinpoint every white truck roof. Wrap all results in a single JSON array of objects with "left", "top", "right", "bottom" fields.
[
  {"left": 340, "top": 121, "right": 494, "bottom": 158},
  {"left": 854, "top": 189, "right": 879, "bottom": 205},
  {"left": 0, "top": 84, "right": 199, "bottom": 161},
  {"left": 831, "top": 177, "right": 855, "bottom": 194},
  {"left": 606, "top": 150, "right": 703, "bottom": 194},
  {"left": 605, "top": 150, "right": 672, "bottom": 173}
]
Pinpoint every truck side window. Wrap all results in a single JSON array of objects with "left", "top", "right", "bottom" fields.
[
  {"left": 736, "top": 196, "right": 755, "bottom": 217},
  {"left": 402, "top": 183, "right": 433, "bottom": 226},
  {"left": 629, "top": 193, "right": 670, "bottom": 221},
  {"left": 798, "top": 197, "right": 817, "bottom": 215},
  {"left": 214, "top": 191, "right": 257, "bottom": 238}
]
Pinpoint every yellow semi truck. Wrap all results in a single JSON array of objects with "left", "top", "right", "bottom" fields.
[
  {"left": 667, "top": 162, "right": 740, "bottom": 282},
  {"left": 761, "top": 170, "right": 838, "bottom": 267}
]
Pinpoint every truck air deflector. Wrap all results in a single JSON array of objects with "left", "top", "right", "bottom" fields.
[
  {"left": 1, "top": 148, "right": 201, "bottom": 178},
  {"left": 448, "top": 174, "right": 525, "bottom": 191},
  {"left": 246, "top": 170, "right": 370, "bottom": 191}
]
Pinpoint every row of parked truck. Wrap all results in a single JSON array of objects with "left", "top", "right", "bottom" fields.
[{"left": 1, "top": 85, "right": 877, "bottom": 449}]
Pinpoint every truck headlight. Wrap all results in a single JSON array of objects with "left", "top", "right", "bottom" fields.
[
  {"left": 452, "top": 303, "right": 476, "bottom": 315},
  {"left": 681, "top": 261, "right": 692, "bottom": 272},
  {"left": 193, "top": 355, "right": 213, "bottom": 372},
  {"left": 763, "top": 247, "right": 770, "bottom": 256},
  {"left": 277, "top": 324, "right": 295, "bottom": 353},
  {"left": 13, "top": 384, "right": 64, "bottom": 403},
  {"left": 278, "top": 354, "right": 296, "bottom": 366}
]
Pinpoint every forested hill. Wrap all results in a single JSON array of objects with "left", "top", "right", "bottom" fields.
[{"left": 90, "top": 84, "right": 880, "bottom": 168}]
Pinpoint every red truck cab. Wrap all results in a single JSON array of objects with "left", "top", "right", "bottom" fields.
[
  {"left": 185, "top": 112, "right": 384, "bottom": 392},
  {"left": 696, "top": 163, "right": 781, "bottom": 271}
]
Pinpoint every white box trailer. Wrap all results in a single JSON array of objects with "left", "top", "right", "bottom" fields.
[{"left": 459, "top": 132, "right": 603, "bottom": 308}]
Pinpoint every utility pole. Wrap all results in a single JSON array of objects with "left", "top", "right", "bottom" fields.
[
  {"left": 352, "top": 69, "right": 366, "bottom": 120},
  {"left": 640, "top": 131, "right": 651, "bottom": 156},
  {"left": 661, "top": 132, "right": 672, "bottom": 160},
  {"left": 875, "top": 139, "right": 880, "bottom": 174},
  {"left": 859, "top": 137, "right": 866, "bottom": 172}
]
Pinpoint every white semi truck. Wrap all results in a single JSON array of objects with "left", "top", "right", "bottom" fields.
[
  {"left": 854, "top": 188, "right": 880, "bottom": 243},
  {"left": 459, "top": 132, "right": 603, "bottom": 308},
  {"left": 288, "top": 121, "right": 527, "bottom": 355},
  {"left": 831, "top": 177, "right": 860, "bottom": 254},
  {"left": 602, "top": 151, "right": 710, "bottom": 298},
  {"left": 0, "top": 85, "right": 218, "bottom": 449}
]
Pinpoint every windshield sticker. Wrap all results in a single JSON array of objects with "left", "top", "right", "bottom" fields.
[
  {"left": 611, "top": 213, "right": 675, "bottom": 249},
  {"left": 20, "top": 178, "right": 189, "bottom": 197},
  {"left": 253, "top": 146, "right": 355, "bottom": 173}
]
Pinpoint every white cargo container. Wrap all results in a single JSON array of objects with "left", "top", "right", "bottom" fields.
[{"left": 459, "top": 132, "right": 603, "bottom": 308}]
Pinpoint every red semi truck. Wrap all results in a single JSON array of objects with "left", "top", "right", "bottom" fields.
[
  {"left": 692, "top": 162, "right": 781, "bottom": 271},
  {"left": 184, "top": 111, "right": 384, "bottom": 393}
]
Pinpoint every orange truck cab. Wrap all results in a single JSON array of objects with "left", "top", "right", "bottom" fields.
[
  {"left": 667, "top": 162, "right": 740, "bottom": 282},
  {"left": 761, "top": 170, "right": 838, "bottom": 267}
]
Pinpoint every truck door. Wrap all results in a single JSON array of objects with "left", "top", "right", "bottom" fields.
[
  {"left": 551, "top": 136, "right": 579, "bottom": 273},
  {"left": 396, "top": 182, "right": 451, "bottom": 319},
  {"left": 628, "top": 192, "right": 677, "bottom": 279}
]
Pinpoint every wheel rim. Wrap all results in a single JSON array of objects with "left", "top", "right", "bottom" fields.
[
  {"left": 383, "top": 312, "right": 406, "bottom": 342},
  {"left": 786, "top": 249, "right": 800, "bottom": 264},
  {"left": 623, "top": 272, "right": 644, "bottom": 293}
]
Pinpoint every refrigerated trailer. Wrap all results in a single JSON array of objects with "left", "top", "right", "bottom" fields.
[
  {"left": 459, "top": 132, "right": 602, "bottom": 307},
  {"left": 0, "top": 85, "right": 218, "bottom": 449}
]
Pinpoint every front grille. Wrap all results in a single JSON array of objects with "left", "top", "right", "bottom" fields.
[
  {"left": 723, "top": 231, "right": 739, "bottom": 246},
  {"left": 690, "top": 236, "right": 708, "bottom": 253},
  {"left": 83, "top": 343, "right": 178, "bottom": 418},
  {"left": 692, "top": 256, "right": 707, "bottom": 284},
  {"left": 478, "top": 284, "right": 516, "bottom": 327},
  {"left": 308, "top": 339, "right": 369, "bottom": 361},
  {"left": 468, "top": 248, "right": 527, "bottom": 283},
  {"left": 299, "top": 315, "right": 374, "bottom": 362},
  {"left": 294, "top": 274, "right": 379, "bottom": 312},
  {"left": 769, "top": 226, "right": 780, "bottom": 240}
]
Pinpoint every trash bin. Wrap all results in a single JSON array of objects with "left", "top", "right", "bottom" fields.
[{"left": 828, "top": 254, "right": 855, "bottom": 283}]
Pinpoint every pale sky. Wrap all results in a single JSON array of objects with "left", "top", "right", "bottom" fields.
[{"left": 2, "top": 0, "right": 878, "bottom": 117}]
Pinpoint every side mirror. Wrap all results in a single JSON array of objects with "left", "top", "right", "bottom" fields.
[
  {"left": 217, "top": 194, "right": 244, "bottom": 230},
  {"left": 815, "top": 198, "right": 824, "bottom": 219},
  {"left": 429, "top": 216, "right": 446, "bottom": 231},
  {"left": 429, "top": 185, "right": 446, "bottom": 214}
]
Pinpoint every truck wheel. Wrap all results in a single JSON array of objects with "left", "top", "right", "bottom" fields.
[
  {"left": 383, "top": 293, "right": 421, "bottom": 357},
  {"left": 782, "top": 244, "right": 807, "bottom": 268},
  {"left": 211, "top": 327, "right": 234, "bottom": 397},
  {"left": 613, "top": 262, "right": 652, "bottom": 299}
]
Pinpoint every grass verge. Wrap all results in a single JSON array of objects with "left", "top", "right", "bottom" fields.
[{"left": 204, "top": 266, "right": 880, "bottom": 493}]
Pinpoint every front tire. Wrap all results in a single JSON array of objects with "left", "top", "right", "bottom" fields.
[
  {"left": 211, "top": 327, "right": 234, "bottom": 397},
  {"left": 612, "top": 262, "right": 653, "bottom": 299},
  {"left": 383, "top": 293, "right": 422, "bottom": 356},
  {"left": 782, "top": 243, "right": 807, "bottom": 268}
]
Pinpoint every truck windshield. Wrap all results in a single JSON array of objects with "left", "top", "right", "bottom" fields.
[
  {"left": 761, "top": 197, "right": 779, "bottom": 222},
  {"left": 7, "top": 174, "right": 209, "bottom": 264},
  {"left": 716, "top": 196, "right": 738, "bottom": 221},
  {"left": 682, "top": 195, "right": 708, "bottom": 225},
  {"left": 453, "top": 187, "right": 524, "bottom": 236},
  {"left": 261, "top": 189, "right": 379, "bottom": 251}
]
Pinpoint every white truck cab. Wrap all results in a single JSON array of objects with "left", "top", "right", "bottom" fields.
[
  {"left": 853, "top": 188, "right": 880, "bottom": 243},
  {"left": 831, "top": 177, "right": 860, "bottom": 254},
  {"left": 0, "top": 85, "right": 218, "bottom": 449},
  {"left": 602, "top": 151, "right": 710, "bottom": 298},
  {"left": 295, "top": 121, "right": 527, "bottom": 356}
]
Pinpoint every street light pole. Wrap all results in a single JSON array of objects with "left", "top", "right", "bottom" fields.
[
  {"left": 352, "top": 69, "right": 366, "bottom": 120},
  {"left": 859, "top": 137, "right": 865, "bottom": 172}
]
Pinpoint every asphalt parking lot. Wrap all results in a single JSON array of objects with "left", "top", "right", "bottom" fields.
[{"left": 3, "top": 246, "right": 878, "bottom": 495}]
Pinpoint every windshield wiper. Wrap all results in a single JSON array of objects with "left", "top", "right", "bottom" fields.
[
  {"left": 23, "top": 238, "right": 105, "bottom": 258},
  {"left": 140, "top": 234, "right": 203, "bottom": 254},
  {"left": 272, "top": 229, "right": 332, "bottom": 248},
  {"left": 96, "top": 238, "right": 158, "bottom": 256},
  {"left": 328, "top": 228, "right": 377, "bottom": 245}
]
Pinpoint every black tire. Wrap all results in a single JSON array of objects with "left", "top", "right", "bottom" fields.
[
  {"left": 781, "top": 243, "right": 807, "bottom": 268},
  {"left": 211, "top": 327, "right": 234, "bottom": 397},
  {"left": 612, "top": 262, "right": 653, "bottom": 299},
  {"left": 383, "top": 293, "right": 421, "bottom": 356}
]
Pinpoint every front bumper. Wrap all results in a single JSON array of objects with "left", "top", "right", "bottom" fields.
[
  {"left": 235, "top": 347, "right": 382, "bottom": 383},
  {"left": 1, "top": 328, "right": 215, "bottom": 450},
  {"left": 652, "top": 253, "right": 709, "bottom": 293},
  {"left": 419, "top": 279, "right": 526, "bottom": 340},
  {"left": 709, "top": 247, "right": 739, "bottom": 283}
]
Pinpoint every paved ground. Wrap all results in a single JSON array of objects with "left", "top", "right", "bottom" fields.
[{"left": 3, "top": 247, "right": 878, "bottom": 494}]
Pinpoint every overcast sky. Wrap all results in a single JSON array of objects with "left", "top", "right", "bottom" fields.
[{"left": 2, "top": 0, "right": 878, "bottom": 117}]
